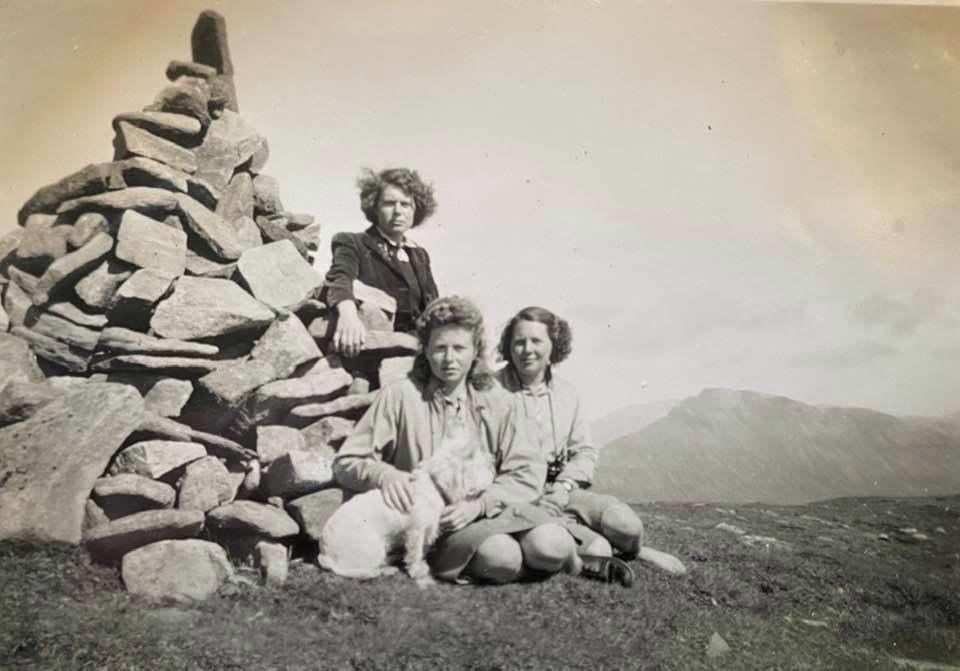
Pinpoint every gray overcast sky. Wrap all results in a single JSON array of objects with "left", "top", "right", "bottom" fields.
[{"left": 2, "top": 1, "right": 959, "bottom": 418}]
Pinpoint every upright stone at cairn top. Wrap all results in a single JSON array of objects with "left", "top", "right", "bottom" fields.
[{"left": 191, "top": 10, "right": 238, "bottom": 113}]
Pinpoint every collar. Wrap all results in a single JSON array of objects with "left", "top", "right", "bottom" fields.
[
  {"left": 426, "top": 377, "right": 469, "bottom": 407},
  {"left": 368, "top": 225, "right": 418, "bottom": 249},
  {"left": 501, "top": 364, "right": 553, "bottom": 396}
]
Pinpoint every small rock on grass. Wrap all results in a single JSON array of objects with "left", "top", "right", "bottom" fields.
[
  {"left": 706, "top": 632, "right": 730, "bottom": 658},
  {"left": 122, "top": 539, "right": 232, "bottom": 602}
]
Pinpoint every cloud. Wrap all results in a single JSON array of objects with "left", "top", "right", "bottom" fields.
[
  {"left": 788, "top": 340, "right": 897, "bottom": 368},
  {"left": 847, "top": 288, "right": 943, "bottom": 336},
  {"left": 596, "top": 295, "right": 807, "bottom": 354}
]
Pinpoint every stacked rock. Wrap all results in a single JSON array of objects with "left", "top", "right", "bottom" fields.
[{"left": 0, "top": 11, "right": 419, "bottom": 601}]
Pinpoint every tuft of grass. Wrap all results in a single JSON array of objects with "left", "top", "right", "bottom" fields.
[{"left": 1, "top": 496, "right": 957, "bottom": 670}]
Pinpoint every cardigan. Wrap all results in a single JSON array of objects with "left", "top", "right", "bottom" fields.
[
  {"left": 333, "top": 376, "right": 546, "bottom": 519},
  {"left": 494, "top": 366, "right": 598, "bottom": 486}
]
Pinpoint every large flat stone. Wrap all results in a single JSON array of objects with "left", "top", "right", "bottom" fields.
[
  {"left": 0, "top": 380, "right": 61, "bottom": 425},
  {"left": 215, "top": 172, "right": 253, "bottom": 224},
  {"left": 166, "top": 60, "right": 217, "bottom": 81},
  {"left": 132, "top": 412, "right": 256, "bottom": 463},
  {"left": 114, "top": 121, "right": 197, "bottom": 174},
  {"left": 74, "top": 259, "right": 134, "bottom": 310},
  {"left": 0, "top": 382, "right": 145, "bottom": 544},
  {"left": 27, "top": 311, "right": 100, "bottom": 351},
  {"left": 108, "top": 269, "right": 175, "bottom": 331},
  {"left": 151, "top": 276, "right": 274, "bottom": 340},
  {"left": 113, "top": 111, "right": 203, "bottom": 146},
  {"left": 301, "top": 416, "right": 356, "bottom": 450},
  {"left": 0, "top": 332, "right": 44, "bottom": 389},
  {"left": 67, "top": 212, "right": 110, "bottom": 250},
  {"left": 194, "top": 110, "right": 262, "bottom": 192},
  {"left": 192, "top": 359, "right": 279, "bottom": 432},
  {"left": 256, "top": 425, "right": 306, "bottom": 464},
  {"left": 17, "top": 162, "right": 126, "bottom": 225},
  {"left": 0, "top": 229, "right": 23, "bottom": 269},
  {"left": 286, "top": 391, "right": 376, "bottom": 425},
  {"left": 121, "top": 539, "right": 232, "bottom": 602},
  {"left": 57, "top": 186, "right": 179, "bottom": 217},
  {"left": 92, "top": 473, "right": 176, "bottom": 518},
  {"left": 98, "top": 374, "right": 193, "bottom": 418},
  {"left": 255, "top": 215, "right": 310, "bottom": 260},
  {"left": 11, "top": 326, "right": 91, "bottom": 372},
  {"left": 17, "top": 214, "right": 70, "bottom": 268},
  {"left": 262, "top": 449, "right": 335, "bottom": 499},
  {"left": 115, "top": 210, "right": 187, "bottom": 276},
  {"left": 148, "top": 77, "right": 211, "bottom": 128},
  {"left": 286, "top": 489, "right": 343, "bottom": 542},
  {"left": 84, "top": 509, "right": 205, "bottom": 562},
  {"left": 207, "top": 500, "right": 299, "bottom": 539},
  {"left": 98, "top": 327, "right": 219, "bottom": 357},
  {"left": 116, "top": 156, "right": 189, "bottom": 193},
  {"left": 174, "top": 192, "right": 244, "bottom": 261},
  {"left": 236, "top": 240, "right": 323, "bottom": 311},
  {"left": 249, "top": 314, "right": 321, "bottom": 379},
  {"left": 177, "top": 456, "right": 236, "bottom": 512},
  {"left": 109, "top": 440, "right": 207, "bottom": 480},
  {"left": 31, "top": 232, "right": 113, "bottom": 306},
  {"left": 91, "top": 354, "right": 225, "bottom": 378},
  {"left": 45, "top": 301, "right": 108, "bottom": 329},
  {"left": 252, "top": 174, "right": 282, "bottom": 215},
  {"left": 3, "top": 280, "right": 33, "bottom": 328},
  {"left": 245, "top": 367, "right": 353, "bottom": 426},
  {"left": 184, "top": 251, "right": 236, "bottom": 278}
]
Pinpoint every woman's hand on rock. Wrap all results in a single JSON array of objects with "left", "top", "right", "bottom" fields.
[
  {"left": 439, "top": 499, "right": 483, "bottom": 533},
  {"left": 333, "top": 301, "right": 366, "bottom": 357},
  {"left": 380, "top": 469, "right": 415, "bottom": 513}
]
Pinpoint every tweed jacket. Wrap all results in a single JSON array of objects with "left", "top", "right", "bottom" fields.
[
  {"left": 322, "top": 226, "right": 439, "bottom": 323},
  {"left": 495, "top": 366, "right": 598, "bottom": 487},
  {"left": 333, "top": 376, "right": 546, "bottom": 518}
]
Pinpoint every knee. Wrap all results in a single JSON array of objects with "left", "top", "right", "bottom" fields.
[
  {"left": 581, "top": 535, "right": 613, "bottom": 558},
  {"left": 521, "top": 523, "right": 576, "bottom": 573},
  {"left": 466, "top": 534, "right": 523, "bottom": 584},
  {"left": 600, "top": 502, "right": 644, "bottom": 554}
]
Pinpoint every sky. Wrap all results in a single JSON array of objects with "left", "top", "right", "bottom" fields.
[{"left": 2, "top": 1, "right": 959, "bottom": 419}]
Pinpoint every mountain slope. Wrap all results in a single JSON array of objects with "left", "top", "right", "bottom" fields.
[
  {"left": 590, "top": 398, "right": 679, "bottom": 447},
  {"left": 594, "top": 388, "right": 960, "bottom": 504}
]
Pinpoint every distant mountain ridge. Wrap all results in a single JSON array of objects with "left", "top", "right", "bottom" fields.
[
  {"left": 590, "top": 398, "right": 679, "bottom": 447},
  {"left": 594, "top": 388, "right": 960, "bottom": 505}
]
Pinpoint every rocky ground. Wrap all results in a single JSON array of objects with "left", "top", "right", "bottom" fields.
[{"left": 1, "top": 494, "right": 957, "bottom": 670}]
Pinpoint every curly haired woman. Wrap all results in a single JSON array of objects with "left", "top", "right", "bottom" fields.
[
  {"left": 495, "top": 306, "right": 687, "bottom": 583},
  {"left": 323, "top": 168, "right": 440, "bottom": 365},
  {"left": 334, "top": 296, "right": 550, "bottom": 583}
]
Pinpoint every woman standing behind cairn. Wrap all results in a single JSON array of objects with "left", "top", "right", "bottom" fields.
[
  {"left": 323, "top": 168, "right": 440, "bottom": 384},
  {"left": 496, "top": 306, "right": 686, "bottom": 581}
]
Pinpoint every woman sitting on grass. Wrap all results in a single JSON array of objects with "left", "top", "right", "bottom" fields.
[
  {"left": 495, "top": 306, "right": 685, "bottom": 583},
  {"left": 333, "top": 296, "right": 564, "bottom": 583}
]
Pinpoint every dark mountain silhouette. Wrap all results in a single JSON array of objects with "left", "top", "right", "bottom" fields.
[
  {"left": 590, "top": 398, "right": 679, "bottom": 447},
  {"left": 594, "top": 388, "right": 960, "bottom": 505}
]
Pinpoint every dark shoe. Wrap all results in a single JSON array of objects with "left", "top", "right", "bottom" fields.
[{"left": 579, "top": 554, "right": 635, "bottom": 587}]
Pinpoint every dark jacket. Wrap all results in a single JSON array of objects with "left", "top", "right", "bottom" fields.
[{"left": 322, "top": 226, "right": 439, "bottom": 328}]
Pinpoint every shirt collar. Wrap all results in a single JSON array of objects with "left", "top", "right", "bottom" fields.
[
  {"left": 370, "top": 225, "right": 418, "bottom": 249},
  {"left": 502, "top": 364, "right": 553, "bottom": 395},
  {"left": 426, "top": 377, "right": 469, "bottom": 406}
]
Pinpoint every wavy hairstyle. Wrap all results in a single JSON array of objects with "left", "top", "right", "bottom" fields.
[
  {"left": 497, "top": 306, "right": 573, "bottom": 368},
  {"left": 412, "top": 296, "right": 494, "bottom": 391},
  {"left": 357, "top": 167, "right": 438, "bottom": 228}
]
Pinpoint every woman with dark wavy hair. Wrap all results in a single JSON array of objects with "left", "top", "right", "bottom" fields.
[
  {"left": 323, "top": 167, "right": 440, "bottom": 373},
  {"left": 335, "top": 296, "right": 555, "bottom": 583},
  {"left": 494, "top": 306, "right": 659, "bottom": 585}
]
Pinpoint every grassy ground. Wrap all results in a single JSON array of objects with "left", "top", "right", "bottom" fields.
[{"left": 1, "top": 495, "right": 957, "bottom": 670}]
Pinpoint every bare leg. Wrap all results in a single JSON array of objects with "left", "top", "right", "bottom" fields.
[{"left": 464, "top": 534, "right": 523, "bottom": 584}]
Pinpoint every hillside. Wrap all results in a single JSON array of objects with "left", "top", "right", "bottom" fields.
[
  {"left": 595, "top": 388, "right": 960, "bottom": 505},
  {"left": 591, "top": 398, "right": 679, "bottom": 447},
  {"left": 2, "top": 495, "right": 957, "bottom": 670}
]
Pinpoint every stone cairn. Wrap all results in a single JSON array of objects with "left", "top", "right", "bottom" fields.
[{"left": 0, "top": 11, "right": 418, "bottom": 601}]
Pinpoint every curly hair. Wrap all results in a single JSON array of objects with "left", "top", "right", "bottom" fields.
[
  {"left": 412, "top": 296, "right": 494, "bottom": 391},
  {"left": 357, "top": 167, "right": 438, "bottom": 228},
  {"left": 497, "top": 306, "right": 573, "bottom": 368}
]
